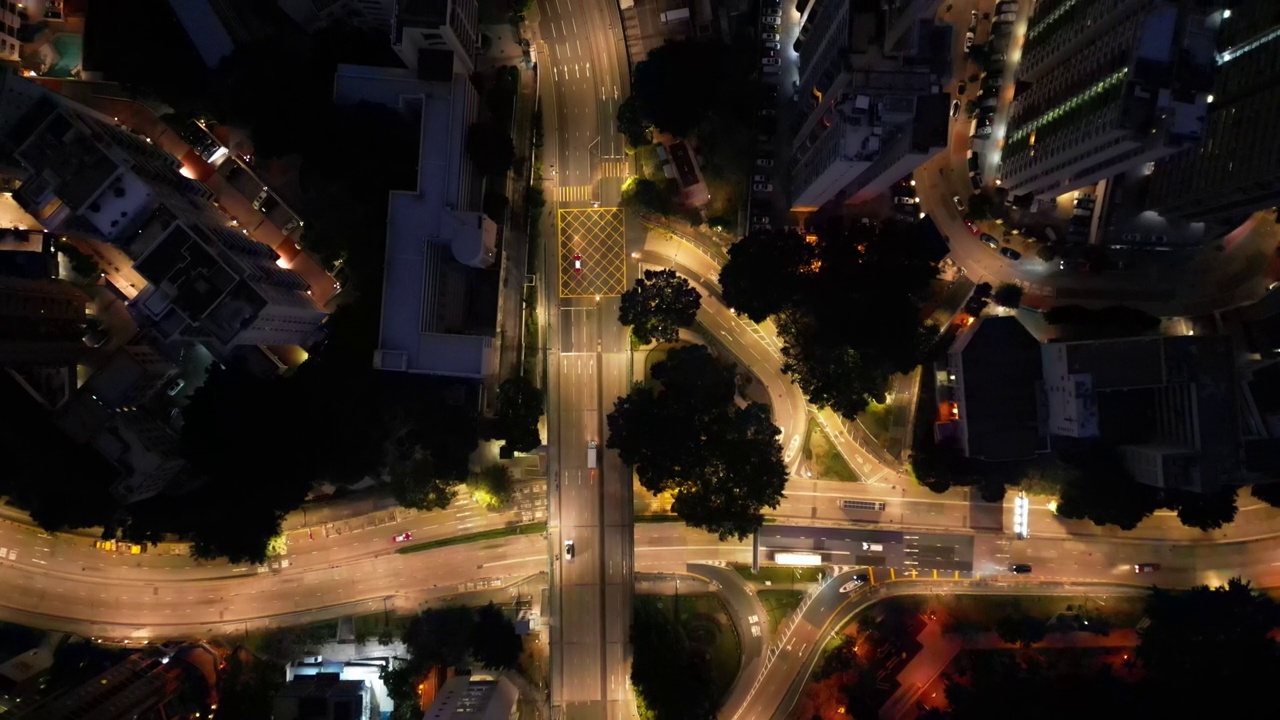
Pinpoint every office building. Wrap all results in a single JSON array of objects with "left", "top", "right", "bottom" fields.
[
  {"left": 790, "top": 2, "right": 951, "bottom": 212},
  {"left": 998, "top": 0, "right": 1213, "bottom": 199},
  {"left": 14, "top": 643, "right": 222, "bottom": 720},
  {"left": 1147, "top": 1, "right": 1280, "bottom": 223},
  {"left": 0, "top": 275, "right": 89, "bottom": 366},
  {"left": 335, "top": 59, "right": 500, "bottom": 379},
  {"left": 79, "top": 344, "right": 177, "bottom": 410},
  {"left": 942, "top": 316, "right": 1247, "bottom": 493},
  {"left": 422, "top": 675, "right": 518, "bottom": 720},
  {"left": 0, "top": 71, "right": 328, "bottom": 354},
  {"left": 394, "top": 0, "right": 481, "bottom": 75}
]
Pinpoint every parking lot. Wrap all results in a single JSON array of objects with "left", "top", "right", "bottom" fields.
[
  {"left": 557, "top": 207, "right": 627, "bottom": 298},
  {"left": 748, "top": 0, "right": 793, "bottom": 232}
]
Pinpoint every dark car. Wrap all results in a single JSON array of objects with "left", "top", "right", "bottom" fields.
[
  {"left": 1134, "top": 563, "right": 1161, "bottom": 573},
  {"left": 1000, "top": 247, "right": 1022, "bottom": 260},
  {"left": 853, "top": 573, "right": 870, "bottom": 585},
  {"left": 1009, "top": 563, "right": 1032, "bottom": 574},
  {"left": 980, "top": 233, "right": 1000, "bottom": 249}
]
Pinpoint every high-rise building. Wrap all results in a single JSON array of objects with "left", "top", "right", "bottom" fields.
[
  {"left": 394, "top": 0, "right": 480, "bottom": 75},
  {"left": 1147, "top": 1, "right": 1280, "bottom": 223},
  {"left": 0, "top": 275, "right": 89, "bottom": 366},
  {"left": 273, "top": 671, "right": 382, "bottom": 720},
  {"left": 0, "top": 1, "right": 19, "bottom": 64},
  {"left": 0, "top": 70, "right": 327, "bottom": 353},
  {"left": 789, "top": 1, "right": 952, "bottom": 212},
  {"left": 278, "top": 0, "right": 398, "bottom": 33},
  {"left": 997, "top": 0, "right": 1214, "bottom": 199}
]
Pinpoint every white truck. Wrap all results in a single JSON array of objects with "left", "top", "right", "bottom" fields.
[
  {"left": 587, "top": 441, "right": 598, "bottom": 469},
  {"left": 660, "top": 7, "right": 690, "bottom": 23}
]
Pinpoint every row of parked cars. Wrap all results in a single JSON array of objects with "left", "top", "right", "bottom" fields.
[{"left": 750, "top": 0, "right": 784, "bottom": 233}]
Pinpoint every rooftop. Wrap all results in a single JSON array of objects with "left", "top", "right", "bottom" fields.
[{"left": 950, "top": 316, "right": 1045, "bottom": 461}]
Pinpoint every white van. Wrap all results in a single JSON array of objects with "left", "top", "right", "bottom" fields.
[{"left": 861, "top": 542, "right": 884, "bottom": 552}]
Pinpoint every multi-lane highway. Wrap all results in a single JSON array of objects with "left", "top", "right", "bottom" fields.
[{"left": 537, "top": 0, "right": 634, "bottom": 717}]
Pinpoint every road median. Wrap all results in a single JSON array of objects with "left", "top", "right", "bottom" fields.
[{"left": 395, "top": 522, "right": 547, "bottom": 554}]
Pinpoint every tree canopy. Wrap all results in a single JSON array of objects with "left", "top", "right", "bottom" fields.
[
  {"left": 992, "top": 283, "right": 1023, "bottom": 308},
  {"left": 618, "top": 269, "right": 703, "bottom": 345},
  {"left": 606, "top": 345, "right": 787, "bottom": 539},
  {"left": 465, "top": 120, "right": 517, "bottom": 177},
  {"left": 469, "top": 464, "right": 514, "bottom": 511},
  {"left": 493, "top": 375, "right": 544, "bottom": 455},
  {"left": 616, "top": 40, "right": 754, "bottom": 144},
  {"left": 719, "top": 222, "right": 938, "bottom": 419},
  {"left": 630, "top": 600, "right": 717, "bottom": 720}
]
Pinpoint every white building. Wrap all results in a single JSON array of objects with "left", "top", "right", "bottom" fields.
[
  {"left": 0, "top": 1, "right": 19, "bottom": 64},
  {"left": 998, "top": 0, "right": 1214, "bottom": 199},
  {"left": 335, "top": 57, "right": 500, "bottom": 379},
  {"left": 422, "top": 675, "right": 518, "bottom": 720}
]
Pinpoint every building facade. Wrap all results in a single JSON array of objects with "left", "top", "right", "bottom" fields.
[
  {"left": 998, "top": 0, "right": 1213, "bottom": 199},
  {"left": 0, "top": 275, "right": 89, "bottom": 366},
  {"left": 1147, "top": 1, "right": 1280, "bottom": 223},
  {"left": 394, "top": 0, "right": 480, "bottom": 75},
  {"left": 790, "top": 1, "right": 951, "bottom": 212}
]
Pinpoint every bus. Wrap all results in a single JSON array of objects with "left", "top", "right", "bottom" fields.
[{"left": 773, "top": 551, "right": 823, "bottom": 566}]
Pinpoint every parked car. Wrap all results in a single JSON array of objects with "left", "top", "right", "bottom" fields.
[
  {"left": 893, "top": 196, "right": 917, "bottom": 205},
  {"left": 252, "top": 188, "right": 276, "bottom": 212},
  {"left": 751, "top": 215, "right": 771, "bottom": 225},
  {"left": 964, "top": 32, "right": 975, "bottom": 52},
  {"left": 957, "top": 81, "right": 967, "bottom": 95},
  {"left": 969, "top": 10, "right": 978, "bottom": 31},
  {"left": 970, "top": 175, "right": 982, "bottom": 191},
  {"left": 753, "top": 183, "right": 774, "bottom": 192},
  {"left": 953, "top": 195, "right": 965, "bottom": 211},
  {"left": 761, "top": 57, "right": 780, "bottom": 65},
  {"left": 762, "top": 14, "right": 781, "bottom": 25},
  {"left": 980, "top": 233, "right": 999, "bottom": 249},
  {"left": 1000, "top": 247, "right": 1022, "bottom": 260},
  {"left": 973, "top": 125, "right": 993, "bottom": 138},
  {"left": 951, "top": 100, "right": 961, "bottom": 118},
  {"left": 763, "top": 41, "right": 780, "bottom": 50},
  {"left": 1122, "top": 232, "right": 1142, "bottom": 242},
  {"left": 753, "top": 174, "right": 770, "bottom": 183},
  {"left": 756, "top": 158, "right": 774, "bottom": 167},
  {"left": 995, "top": 11, "right": 1017, "bottom": 22},
  {"left": 762, "top": 32, "right": 780, "bottom": 40},
  {"left": 166, "top": 378, "right": 186, "bottom": 396}
]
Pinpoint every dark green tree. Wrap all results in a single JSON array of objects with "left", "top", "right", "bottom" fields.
[
  {"left": 618, "top": 269, "right": 703, "bottom": 345},
  {"left": 494, "top": 375, "right": 544, "bottom": 454},
  {"left": 465, "top": 120, "right": 516, "bottom": 176},
  {"left": 607, "top": 345, "right": 786, "bottom": 538},
  {"left": 992, "top": 283, "right": 1023, "bottom": 308},
  {"left": 471, "top": 602, "right": 522, "bottom": 670},
  {"left": 469, "top": 464, "right": 514, "bottom": 510},
  {"left": 1167, "top": 487, "right": 1238, "bottom": 531},
  {"left": 389, "top": 450, "right": 457, "bottom": 511},
  {"left": 402, "top": 606, "right": 476, "bottom": 669},
  {"left": 1250, "top": 482, "right": 1280, "bottom": 508},
  {"left": 718, "top": 229, "right": 816, "bottom": 323},
  {"left": 994, "top": 615, "right": 1048, "bottom": 647},
  {"left": 621, "top": 177, "right": 676, "bottom": 215},
  {"left": 1054, "top": 447, "right": 1159, "bottom": 530},
  {"left": 630, "top": 601, "right": 716, "bottom": 720}
]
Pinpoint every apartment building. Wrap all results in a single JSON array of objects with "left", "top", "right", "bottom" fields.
[
  {"left": 790, "top": 2, "right": 951, "bottom": 212},
  {"left": 0, "top": 70, "right": 327, "bottom": 353},
  {"left": 79, "top": 344, "right": 176, "bottom": 410},
  {"left": 394, "top": 0, "right": 480, "bottom": 75},
  {"left": 274, "top": 672, "right": 381, "bottom": 720},
  {"left": 278, "top": 0, "right": 397, "bottom": 32},
  {"left": 336, "top": 56, "right": 500, "bottom": 379},
  {"left": 0, "top": 1, "right": 19, "bottom": 63},
  {"left": 422, "top": 675, "right": 518, "bottom": 720},
  {"left": 0, "top": 275, "right": 89, "bottom": 366},
  {"left": 884, "top": 0, "right": 946, "bottom": 56},
  {"left": 998, "top": 0, "right": 1213, "bottom": 199},
  {"left": 1147, "top": 1, "right": 1280, "bottom": 224}
]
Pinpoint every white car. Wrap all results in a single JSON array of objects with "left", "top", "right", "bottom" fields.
[
  {"left": 969, "top": 10, "right": 979, "bottom": 31},
  {"left": 952, "top": 195, "right": 965, "bottom": 211},
  {"left": 763, "top": 41, "right": 780, "bottom": 50},
  {"left": 753, "top": 183, "right": 774, "bottom": 192},
  {"left": 761, "top": 32, "right": 780, "bottom": 41},
  {"left": 756, "top": 158, "right": 774, "bottom": 167},
  {"left": 893, "top": 196, "right": 917, "bottom": 205},
  {"left": 753, "top": 174, "right": 770, "bottom": 183},
  {"left": 762, "top": 15, "right": 781, "bottom": 24},
  {"left": 964, "top": 33, "right": 975, "bottom": 52},
  {"left": 762, "top": 57, "right": 780, "bottom": 65}
]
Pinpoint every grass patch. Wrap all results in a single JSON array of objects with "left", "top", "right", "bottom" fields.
[
  {"left": 806, "top": 418, "right": 859, "bottom": 482},
  {"left": 637, "top": 593, "right": 741, "bottom": 703},
  {"left": 635, "top": 514, "right": 682, "bottom": 523},
  {"left": 522, "top": 284, "right": 538, "bottom": 379},
  {"left": 939, "top": 594, "right": 1146, "bottom": 634},
  {"left": 757, "top": 590, "right": 804, "bottom": 633},
  {"left": 396, "top": 522, "right": 546, "bottom": 554},
  {"left": 858, "top": 402, "right": 892, "bottom": 446},
  {"left": 733, "top": 563, "right": 822, "bottom": 585}
]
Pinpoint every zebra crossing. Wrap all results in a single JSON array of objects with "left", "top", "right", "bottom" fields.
[
  {"left": 558, "top": 185, "right": 594, "bottom": 202},
  {"left": 598, "top": 158, "right": 629, "bottom": 177}
]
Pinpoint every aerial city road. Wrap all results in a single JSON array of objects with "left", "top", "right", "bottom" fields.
[{"left": 2, "top": 0, "right": 1280, "bottom": 718}]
